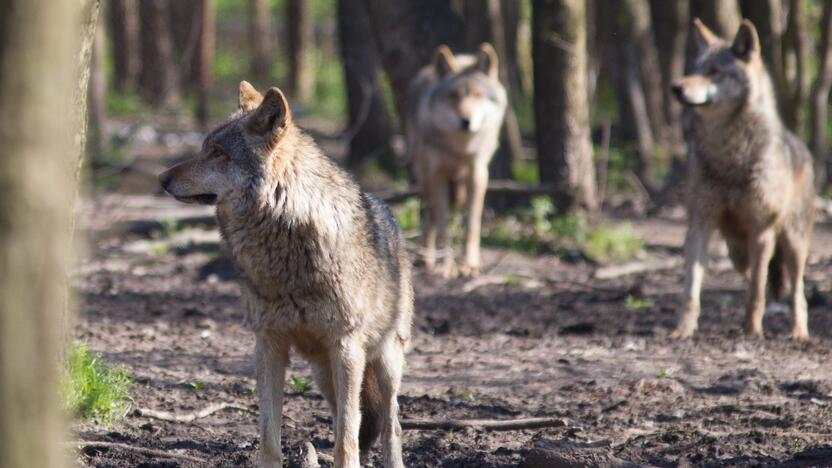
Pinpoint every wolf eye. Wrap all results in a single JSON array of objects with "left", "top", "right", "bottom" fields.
[
  {"left": 209, "top": 143, "right": 228, "bottom": 159},
  {"left": 707, "top": 65, "right": 722, "bottom": 77}
]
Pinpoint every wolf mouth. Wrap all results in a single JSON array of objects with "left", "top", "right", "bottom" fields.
[{"left": 174, "top": 193, "right": 217, "bottom": 205}]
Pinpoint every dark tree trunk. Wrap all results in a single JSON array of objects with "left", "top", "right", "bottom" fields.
[
  {"left": 337, "top": 0, "right": 397, "bottom": 176},
  {"left": 810, "top": 0, "right": 832, "bottom": 187},
  {"left": 139, "top": 0, "right": 179, "bottom": 107},
  {"left": 194, "top": 0, "right": 214, "bottom": 127},
  {"left": 691, "top": 0, "right": 741, "bottom": 38},
  {"left": 89, "top": 16, "right": 107, "bottom": 161},
  {"left": 532, "top": 0, "right": 598, "bottom": 212},
  {"left": 741, "top": 0, "right": 784, "bottom": 101},
  {"left": 108, "top": 0, "right": 140, "bottom": 91},
  {"left": 651, "top": 0, "right": 688, "bottom": 155},
  {"left": 501, "top": 0, "right": 524, "bottom": 97},
  {"left": 287, "top": 0, "right": 313, "bottom": 104},
  {"left": 781, "top": 0, "right": 810, "bottom": 135},
  {"left": 249, "top": 0, "right": 272, "bottom": 85}
]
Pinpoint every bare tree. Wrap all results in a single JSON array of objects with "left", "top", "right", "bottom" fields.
[
  {"left": 692, "top": 0, "right": 741, "bottom": 38},
  {"left": 108, "top": 0, "right": 140, "bottom": 91},
  {"left": 287, "top": 0, "right": 313, "bottom": 104},
  {"left": 139, "top": 0, "right": 179, "bottom": 107},
  {"left": 781, "top": 0, "right": 810, "bottom": 135},
  {"left": 532, "top": 0, "right": 598, "bottom": 212},
  {"left": 741, "top": 0, "right": 784, "bottom": 99},
  {"left": 810, "top": 0, "right": 832, "bottom": 187},
  {"left": 88, "top": 16, "right": 108, "bottom": 161},
  {"left": 337, "top": 0, "right": 397, "bottom": 175},
  {"left": 193, "top": 0, "right": 215, "bottom": 127},
  {"left": 0, "top": 0, "right": 80, "bottom": 466},
  {"left": 651, "top": 0, "right": 688, "bottom": 153},
  {"left": 249, "top": 0, "right": 272, "bottom": 85}
]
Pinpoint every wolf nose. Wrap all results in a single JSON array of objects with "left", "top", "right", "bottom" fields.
[
  {"left": 460, "top": 118, "right": 471, "bottom": 130},
  {"left": 158, "top": 171, "right": 173, "bottom": 191},
  {"left": 671, "top": 84, "right": 684, "bottom": 99}
]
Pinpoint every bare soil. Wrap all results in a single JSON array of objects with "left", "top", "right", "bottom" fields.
[{"left": 73, "top": 121, "right": 832, "bottom": 467}]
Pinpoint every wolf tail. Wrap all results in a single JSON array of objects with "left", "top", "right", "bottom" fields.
[
  {"left": 768, "top": 241, "right": 789, "bottom": 302},
  {"left": 358, "top": 365, "right": 384, "bottom": 453}
]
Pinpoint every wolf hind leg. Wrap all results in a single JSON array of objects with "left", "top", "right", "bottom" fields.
[
  {"left": 744, "top": 229, "right": 777, "bottom": 338},
  {"left": 724, "top": 234, "right": 750, "bottom": 278},
  {"left": 779, "top": 230, "right": 810, "bottom": 340},
  {"left": 364, "top": 337, "right": 405, "bottom": 468}
]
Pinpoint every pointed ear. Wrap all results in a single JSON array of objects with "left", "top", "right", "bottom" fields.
[
  {"left": 732, "top": 19, "right": 760, "bottom": 62},
  {"left": 433, "top": 45, "right": 458, "bottom": 77},
  {"left": 238, "top": 81, "right": 263, "bottom": 112},
  {"left": 475, "top": 43, "right": 499, "bottom": 79},
  {"left": 245, "top": 87, "right": 292, "bottom": 141},
  {"left": 691, "top": 17, "right": 719, "bottom": 53}
]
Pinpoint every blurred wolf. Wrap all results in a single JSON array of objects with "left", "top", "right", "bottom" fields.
[
  {"left": 158, "top": 82, "right": 413, "bottom": 468},
  {"left": 671, "top": 19, "right": 815, "bottom": 340},
  {"left": 405, "top": 43, "right": 507, "bottom": 277}
]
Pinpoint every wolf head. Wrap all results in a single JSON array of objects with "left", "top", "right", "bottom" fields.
[
  {"left": 427, "top": 43, "right": 505, "bottom": 134},
  {"left": 672, "top": 19, "right": 771, "bottom": 114},
  {"left": 159, "top": 81, "right": 293, "bottom": 208}
]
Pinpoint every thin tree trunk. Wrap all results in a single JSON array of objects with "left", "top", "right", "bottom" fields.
[
  {"left": 741, "top": 0, "right": 784, "bottom": 102},
  {"left": 337, "top": 0, "right": 397, "bottom": 175},
  {"left": 810, "top": 0, "right": 832, "bottom": 187},
  {"left": 532, "top": 0, "right": 598, "bottom": 213},
  {"left": 139, "top": 0, "right": 179, "bottom": 107},
  {"left": 0, "top": 0, "right": 79, "bottom": 467},
  {"left": 651, "top": 0, "right": 688, "bottom": 155},
  {"left": 501, "top": 0, "right": 524, "bottom": 97},
  {"left": 194, "top": 0, "right": 214, "bottom": 128},
  {"left": 781, "top": 0, "right": 810, "bottom": 135},
  {"left": 249, "top": 0, "right": 272, "bottom": 85},
  {"left": 287, "top": 0, "right": 313, "bottom": 104},
  {"left": 692, "top": 0, "right": 741, "bottom": 38},
  {"left": 108, "top": 0, "right": 140, "bottom": 91},
  {"left": 88, "top": 16, "right": 107, "bottom": 161}
]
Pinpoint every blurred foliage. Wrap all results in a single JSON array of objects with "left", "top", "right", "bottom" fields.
[
  {"left": 584, "top": 223, "right": 643, "bottom": 263},
  {"left": 62, "top": 343, "right": 132, "bottom": 424}
]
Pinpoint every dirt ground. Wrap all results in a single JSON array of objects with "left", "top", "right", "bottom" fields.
[{"left": 72, "top": 120, "right": 832, "bottom": 467}]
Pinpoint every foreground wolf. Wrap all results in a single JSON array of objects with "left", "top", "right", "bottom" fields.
[
  {"left": 671, "top": 19, "right": 815, "bottom": 340},
  {"left": 159, "top": 82, "right": 413, "bottom": 467},
  {"left": 406, "top": 43, "right": 507, "bottom": 277}
]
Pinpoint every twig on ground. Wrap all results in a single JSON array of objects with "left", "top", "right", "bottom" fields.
[
  {"left": 136, "top": 402, "right": 252, "bottom": 423},
  {"left": 401, "top": 416, "right": 568, "bottom": 431},
  {"left": 593, "top": 258, "right": 681, "bottom": 280},
  {"left": 69, "top": 440, "right": 206, "bottom": 463}
]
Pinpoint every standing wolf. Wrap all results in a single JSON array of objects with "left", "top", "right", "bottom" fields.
[
  {"left": 406, "top": 43, "right": 507, "bottom": 277},
  {"left": 671, "top": 19, "right": 815, "bottom": 340},
  {"left": 158, "top": 82, "right": 413, "bottom": 468}
]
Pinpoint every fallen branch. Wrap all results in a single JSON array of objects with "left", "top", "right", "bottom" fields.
[
  {"left": 373, "top": 181, "right": 554, "bottom": 205},
  {"left": 593, "top": 258, "right": 681, "bottom": 280},
  {"left": 69, "top": 440, "right": 206, "bottom": 463},
  {"left": 400, "top": 416, "right": 567, "bottom": 431},
  {"left": 136, "top": 402, "right": 252, "bottom": 423}
]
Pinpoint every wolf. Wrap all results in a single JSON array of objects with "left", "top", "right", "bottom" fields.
[
  {"left": 405, "top": 42, "right": 507, "bottom": 277},
  {"left": 671, "top": 19, "right": 815, "bottom": 340},
  {"left": 158, "top": 82, "right": 413, "bottom": 468}
]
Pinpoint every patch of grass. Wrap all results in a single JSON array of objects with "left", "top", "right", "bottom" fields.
[
  {"left": 512, "top": 158, "right": 539, "bottom": 185},
  {"left": 657, "top": 369, "right": 671, "bottom": 379},
  {"left": 624, "top": 295, "right": 652, "bottom": 310},
  {"left": 62, "top": 343, "right": 132, "bottom": 424},
  {"left": 394, "top": 198, "right": 420, "bottom": 232},
  {"left": 150, "top": 242, "right": 170, "bottom": 256},
  {"left": 289, "top": 375, "right": 311, "bottom": 394},
  {"left": 160, "top": 217, "right": 182, "bottom": 238},
  {"left": 305, "top": 48, "right": 347, "bottom": 119},
  {"left": 584, "top": 223, "right": 644, "bottom": 263},
  {"left": 190, "top": 380, "right": 205, "bottom": 391}
]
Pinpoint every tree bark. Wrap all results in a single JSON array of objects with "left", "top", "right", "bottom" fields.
[
  {"left": 88, "top": 15, "right": 107, "bottom": 161},
  {"left": 108, "top": 0, "right": 140, "bottom": 91},
  {"left": 249, "top": 0, "right": 272, "bottom": 85},
  {"left": 337, "top": 0, "right": 397, "bottom": 175},
  {"left": 0, "top": 0, "right": 79, "bottom": 467},
  {"left": 74, "top": 0, "right": 103, "bottom": 190},
  {"left": 691, "top": 0, "right": 741, "bottom": 38},
  {"left": 287, "top": 0, "right": 313, "bottom": 105},
  {"left": 810, "top": 0, "right": 832, "bottom": 187},
  {"left": 781, "top": 0, "right": 810, "bottom": 135},
  {"left": 650, "top": 0, "right": 688, "bottom": 155},
  {"left": 741, "top": 0, "right": 784, "bottom": 101},
  {"left": 194, "top": 0, "right": 214, "bottom": 127},
  {"left": 532, "top": 0, "right": 598, "bottom": 212},
  {"left": 139, "top": 0, "right": 179, "bottom": 107}
]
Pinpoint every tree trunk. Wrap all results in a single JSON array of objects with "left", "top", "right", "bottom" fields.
[
  {"left": 0, "top": 1, "right": 79, "bottom": 467},
  {"left": 88, "top": 15, "right": 107, "bottom": 161},
  {"left": 781, "top": 0, "right": 810, "bottom": 135},
  {"left": 741, "top": 0, "right": 784, "bottom": 101},
  {"left": 139, "top": 0, "right": 179, "bottom": 107},
  {"left": 366, "top": 0, "right": 466, "bottom": 119},
  {"left": 691, "top": 0, "right": 741, "bottom": 38},
  {"left": 249, "top": 0, "right": 272, "bottom": 85},
  {"left": 532, "top": 0, "right": 598, "bottom": 212},
  {"left": 287, "top": 0, "right": 313, "bottom": 105},
  {"left": 501, "top": 0, "right": 525, "bottom": 97},
  {"left": 337, "top": 0, "right": 397, "bottom": 176},
  {"left": 108, "top": 0, "right": 140, "bottom": 91},
  {"left": 74, "top": 0, "right": 103, "bottom": 190},
  {"left": 194, "top": 0, "right": 214, "bottom": 127},
  {"left": 650, "top": 0, "right": 688, "bottom": 155},
  {"left": 810, "top": 0, "right": 832, "bottom": 187}
]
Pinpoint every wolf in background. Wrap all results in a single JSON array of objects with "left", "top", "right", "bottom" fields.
[
  {"left": 671, "top": 19, "right": 815, "bottom": 340},
  {"left": 405, "top": 43, "right": 507, "bottom": 277},
  {"left": 159, "top": 82, "right": 413, "bottom": 468}
]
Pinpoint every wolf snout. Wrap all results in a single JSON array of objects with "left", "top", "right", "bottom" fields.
[
  {"left": 671, "top": 84, "right": 684, "bottom": 100},
  {"left": 459, "top": 117, "right": 472, "bottom": 131},
  {"left": 158, "top": 170, "right": 173, "bottom": 192}
]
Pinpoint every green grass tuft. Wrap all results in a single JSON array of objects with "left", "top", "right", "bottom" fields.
[
  {"left": 62, "top": 343, "right": 132, "bottom": 424},
  {"left": 584, "top": 223, "right": 644, "bottom": 263},
  {"left": 394, "top": 198, "right": 420, "bottom": 232},
  {"left": 289, "top": 375, "right": 311, "bottom": 394}
]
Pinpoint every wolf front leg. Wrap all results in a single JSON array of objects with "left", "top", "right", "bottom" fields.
[
  {"left": 744, "top": 229, "right": 777, "bottom": 338},
  {"left": 462, "top": 163, "right": 489, "bottom": 277},
  {"left": 256, "top": 332, "right": 289, "bottom": 468},
  {"left": 332, "top": 337, "right": 367, "bottom": 468},
  {"left": 672, "top": 220, "right": 711, "bottom": 338},
  {"left": 370, "top": 337, "right": 405, "bottom": 468}
]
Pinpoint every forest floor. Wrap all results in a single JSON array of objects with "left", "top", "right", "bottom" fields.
[{"left": 72, "top": 117, "right": 832, "bottom": 467}]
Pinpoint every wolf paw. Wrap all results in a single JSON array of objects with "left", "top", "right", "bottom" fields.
[
  {"left": 670, "top": 326, "right": 695, "bottom": 339},
  {"left": 458, "top": 264, "right": 480, "bottom": 278},
  {"left": 743, "top": 325, "right": 765, "bottom": 340},
  {"left": 792, "top": 328, "right": 810, "bottom": 342}
]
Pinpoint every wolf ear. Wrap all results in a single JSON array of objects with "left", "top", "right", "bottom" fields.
[
  {"left": 732, "top": 20, "right": 760, "bottom": 62},
  {"left": 475, "top": 43, "right": 499, "bottom": 79},
  {"left": 245, "top": 87, "right": 292, "bottom": 141},
  {"left": 434, "top": 45, "right": 458, "bottom": 77},
  {"left": 238, "top": 81, "right": 263, "bottom": 112},
  {"left": 691, "top": 17, "right": 718, "bottom": 53}
]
